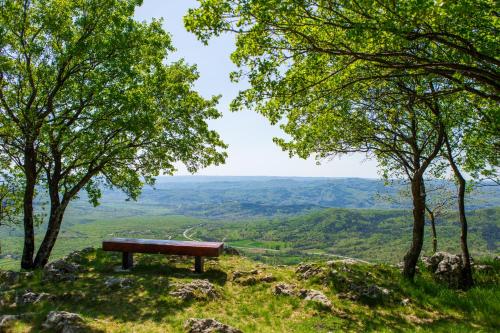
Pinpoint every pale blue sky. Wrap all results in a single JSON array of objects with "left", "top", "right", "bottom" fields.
[{"left": 135, "top": 0, "right": 379, "bottom": 178}]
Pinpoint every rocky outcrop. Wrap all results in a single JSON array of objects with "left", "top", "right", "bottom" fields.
[
  {"left": 42, "top": 311, "right": 86, "bottom": 333},
  {"left": 170, "top": 280, "right": 219, "bottom": 301},
  {"left": 295, "top": 264, "right": 323, "bottom": 280},
  {"left": 273, "top": 283, "right": 333, "bottom": 309},
  {"left": 273, "top": 283, "right": 297, "bottom": 297},
  {"left": 16, "top": 291, "right": 54, "bottom": 306},
  {"left": 327, "top": 258, "right": 360, "bottom": 266},
  {"left": 422, "top": 252, "right": 470, "bottom": 288},
  {"left": 0, "top": 270, "right": 19, "bottom": 289},
  {"left": 0, "top": 314, "right": 19, "bottom": 330},
  {"left": 298, "top": 289, "right": 333, "bottom": 308},
  {"left": 104, "top": 277, "right": 134, "bottom": 289},
  {"left": 185, "top": 318, "right": 243, "bottom": 333},
  {"left": 231, "top": 270, "right": 276, "bottom": 285},
  {"left": 64, "top": 247, "right": 94, "bottom": 264},
  {"left": 43, "top": 259, "right": 83, "bottom": 282}
]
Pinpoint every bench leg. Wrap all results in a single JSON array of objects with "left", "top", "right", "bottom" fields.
[
  {"left": 194, "top": 256, "right": 204, "bottom": 273},
  {"left": 122, "top": 252, "right": 133, "bottom": 270}
]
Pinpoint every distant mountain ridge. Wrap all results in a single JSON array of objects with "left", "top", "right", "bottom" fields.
[{"left": 93, "top": 176, "right": 500, "bottom": 219}]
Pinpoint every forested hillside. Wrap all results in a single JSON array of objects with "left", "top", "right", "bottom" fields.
[
  {"left": 66, "top": 177, "right": 500, "bottom": 220},
  {"left": 192, "top": 207, "right": 500, "bottom": 264}
]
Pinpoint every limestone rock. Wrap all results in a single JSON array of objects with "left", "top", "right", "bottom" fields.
[
  {"left": 430, "top": 252, "right": 465, "bottom": 288},
  {"left": 231, "top": 270, "right": 259, "bottom": 280},
  {"left": 273, "top": 283, "right": 297, "bottom": 297},
  {"left": 43, "top": 259, "right": 82, "bottom": 282},
  {"left": 259, "top": 275, "right": 277, "bottom": 283},
  {"left": 401, "top": 298, "right": 411, "bottom": 306},
  {"left": 474, "top": 264, "right": 493, "bottom": 272},
  {"left": 185, "top": 318, "right": 242, "bottom": 333},
  {"left": 42, "top": 311, "right": 86, "bottom": 333},
  {"left": 327, "top": 258, "right": 360, "bottom": 266},
  {"left": 0, "top": 271, "right": 19, "bottom": 287},
  {"left": 295, "top": 264, "right": 323, "bottom": 280},
  {"left": 298, "top": 289, "right": 332, "bottom": 308},
  {"left": 170, "top": 280, "right": 219, "bottom": 301},
  {"left": 104, "top": 277, "right": 134, "bottom": 289},
  {"left": 0, "top": 315, "right": 19, "bottom": 330},
  {"left": 232, "top": 270, "right": 276, "bottom": 285},
  {"left": 16, "top": 291, "right": 54, "bottom": 306},
  {"left": 359, "top": 284, "right": 390, "bottom": 301}
]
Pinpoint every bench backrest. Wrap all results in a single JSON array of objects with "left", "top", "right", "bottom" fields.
[{"left": 102, "top": 238, "right": 224, "bottom": 257}]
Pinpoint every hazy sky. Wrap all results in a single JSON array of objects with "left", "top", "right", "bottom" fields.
[{"left": 135, "top": 0, "right": 379, "bottom": 178}]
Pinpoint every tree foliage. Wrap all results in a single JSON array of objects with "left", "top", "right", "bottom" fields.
[
  {"left": 0, "top": 0, "right": 227, "bottom": 268},
  {"left": 184, "top": 0, "right": 499, "bottom": 281}
]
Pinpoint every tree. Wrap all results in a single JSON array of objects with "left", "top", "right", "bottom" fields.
[
  {"left": 256, "top": 74, "right": 448, "bottom": 280},
  {"left": 380, "top": 180, "right": 455, "bottom": 254},
  {"left": 185, "top": 0, "right": 498, "bottom": 281},
  {"left": 185, "top": 0, "right": 499, "bottom": 103},
  {"left": 0, "top": 0, "right": 227, "bottom": 269},
  {"left": 422, "top": 182, "right": 455, "bottom": 254}
]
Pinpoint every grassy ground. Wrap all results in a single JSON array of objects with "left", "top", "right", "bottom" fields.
[{"left": 1, "top": 250, "right": 499, "bottom": 332}]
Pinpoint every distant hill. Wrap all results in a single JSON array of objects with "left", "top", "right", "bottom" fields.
[
  {"left": 1, "top": 177, "right": 498, "bottom": 268},
  {"left": 192, "top": 207, "right": 500, "bottom": 263},
  {"left": 80, "top": 176, "right": 500, "bottom": 220}
]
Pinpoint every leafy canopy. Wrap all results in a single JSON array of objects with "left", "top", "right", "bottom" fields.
[{"left": 0, "top": 0, "right": 227, "bottom": 206}]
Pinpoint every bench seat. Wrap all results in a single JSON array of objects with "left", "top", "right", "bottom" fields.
[{"left": 102, "top": 237, "right": 224, "bottom": 273}]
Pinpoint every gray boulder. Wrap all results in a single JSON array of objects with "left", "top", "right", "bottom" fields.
[
  {"left": 0, "top": 315, "right": 19, "bottom": 330},
  {"left": 43, "top": 259, "right": 82, "bottom": 282},
  {"left": 327, "top": 258, "right": 360, "bottom": 266},
  {"left": 432, "top": 253, "right": 464, "bottom": 288},
  {"left": 231, "top": 270, "right": 259, "bottom": 280},
  {"left": 274, "top": 284, "right": 333, "bottom": 309},
  {"left": 16, "top": 291, "right": 54, "bottom": 306},
  {"left": 231, "top": 270, "right": 276, "bottom": 285},
  {"left": 185, "top": 318, "right": 242, "bottom": 333},
  {"left": 295, "top": 264, "right": 323, "bottom": 280},
  {"left": 104, "top": 277, "right": 134, "bottom": 289},
  {"left": 42, "top": 311, "right": 86, "bottom": 333},
  {"left": 359, "top": 284, "right": 390, "bottom": 301},
  {"left": 273, "top": 283, "right": 297, "bottom": 297},
  {"left": 64, "top": 247, "right": 95, "bottom": 264},
  {"left": 170, "top": 280, "right": 219, "bottom": 301},
  {"left": 0, "top": 270, "right": 19, "bottom": 287},
  {"left": 298, "top": 289, "right": 332, "bottom": 308}
]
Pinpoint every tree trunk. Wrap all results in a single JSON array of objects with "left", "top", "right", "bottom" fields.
[
  {"left": 33, "top": 204, "right": 66, "bottom": 268},
  {"left": 456, "top": 174, "right": 473, "bottom": 289},
  {"left": 403, "top": 174, "right": 426, "bottom": 280},
  {"left": 445, "top": 137, "right": 473, "bottom": 289},
  {"left": 425, "top": 206, "right": 438, "bottom": 253},
  {"left": 21, "top": 144, "right": 37, "bottom": 270}
]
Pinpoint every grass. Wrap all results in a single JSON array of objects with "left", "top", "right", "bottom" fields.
[{"left": 1, "top": 249, "right": 499, "bottom": 332}]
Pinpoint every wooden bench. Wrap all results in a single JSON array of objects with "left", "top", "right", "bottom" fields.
[{"left": 102, "top": 238, "right": 224, "bottom": 273}]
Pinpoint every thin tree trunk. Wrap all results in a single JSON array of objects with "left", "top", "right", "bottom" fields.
[
  {"left": 403, "top": 174, "right": 427, "bottom": 280},
  {"left": 33, "top": 204, "right": 66, "bottom": 268},
  {"left": 21, "top": 143, "right": 37, "bottom": 269},
  {"left": 425, "top": 206, "right": 438, "bottom": 253},
  {"left": 445, "top": 138, "right": 473, "bottom": 289}
]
